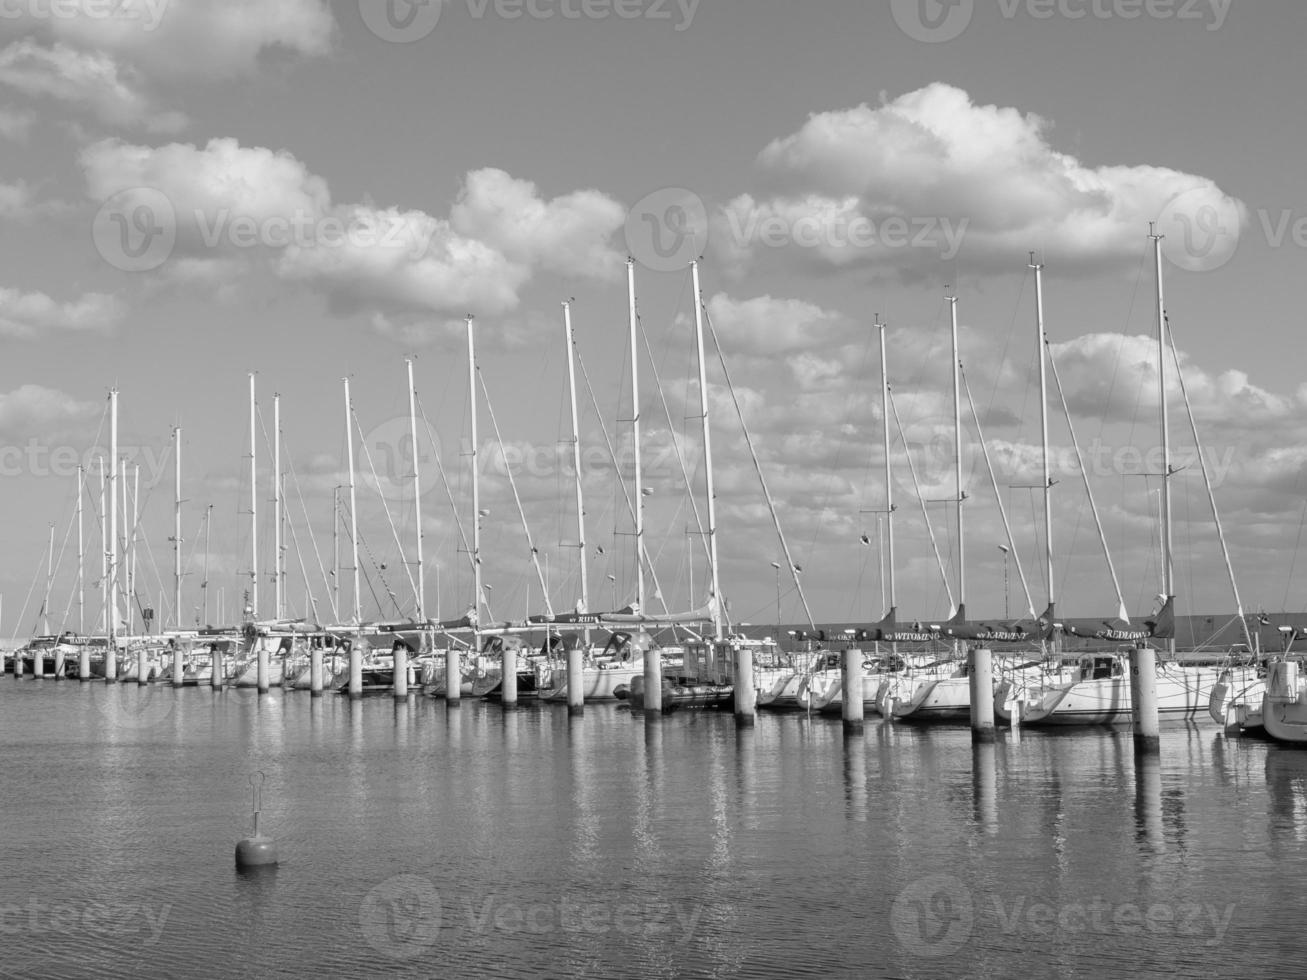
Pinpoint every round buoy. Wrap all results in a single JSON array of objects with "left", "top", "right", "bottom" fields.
[{"left": 235, "top": 772, "right": 278, "bottom": 869}]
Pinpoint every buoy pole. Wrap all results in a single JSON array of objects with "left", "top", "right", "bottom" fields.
[
  {"left": 1130, "top": 644, "right": 1160, "bottom": 754},
  {"left": 734, "top": 643, "right": 755, "bottom": 728},
  {"left": 643, "top": 643, "right": 662, "bottom": 716},
  {"left": 969, "top": 646, "right": 995, "bottom": 743},
  {"left": 501, "top": 643, "right": 518, "bottom": 709},
  {"left": 393, "top": 644, "right": 409, "bottom": 699},
  {"left": 309, "top": 647, "right": 323, "bottom": 697},
  {"left": 445, "top": 647, "right": 461, "bottom": 706},
  {"left": 566, "top": 646, "right": 584, "bottom": 717},
  {"left": 235, "top": 772, "right": 278, "bottom": 869},
  {"left": 842, "top": 646, "right": 864, "bottom": 735}
]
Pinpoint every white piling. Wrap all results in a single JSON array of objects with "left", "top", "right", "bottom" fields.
[
  {"left": 445, "top": 647, "right": 461, "bottom": 706},
  {"left": 566, "top": 647, "right": 584, "bottom": 717},
  {"left": 104, "top": 646, "right": 116, "bottom": 684},
  {"left": 137, "top": 647, "right": 149, "bottom": 686},
  {"left": 969, "top": 647, "right": 996, "bottom": 743},
  {"left": 53, "top": 648, "right": 66, "bottom": 681},
  {"left": 643, "top": 644, "right": 662, "bottom": 716},
  {"left": 501, "top": 644, "right": 518, "bottom": 709},
  {"left": 172, "top": 646, "right": 184, "bottom": 689},
  {"left": 310, "top": 648, "right": 324, "bottom": 698},
  {"left": 842, "top": 647, "right": 864, "bottom": 735},
  {"left": 33, "top": 648, "right": 45, "bottom": 680},
  {"left": 256, "top": 645, "right": 269, "bottom": 694},
  {"left": 1130, "top": 645, "right": 1160, "bottom": 754},
  {"left": 348, "top": 645, "right": 362, "bottom": 700},
  {"left": 734, "top": 644, "right": 755, "bottom": 728},
  {"left": 211, "top": 648, "right": 223, "bottom": 689},
  {"left": 80, "top": 648, "right": 92, "bottom": 683},
  {"left": 393, "top": 646, "right": 409, "bottom": 699}
]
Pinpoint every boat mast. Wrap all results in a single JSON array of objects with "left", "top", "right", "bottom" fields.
[
  {"left": 99, "top": 459, "right": 107, "bottom": 633},
  {"left": 563, "top": 301, "right": 590, "bottom": 622},
  {"left": 108, "top": 388, "right": 118, "bottom": 647},
  {"left": 202, "top": 504, "right": 212, "bottom": 626},
  {"left": 691, "top": 260, "right": 722, "bottom": 639},
  {"left": 332, "top": 487, "right": 340, "bottom": 619},
  {"left": 343, "top": 377, "right": 361, "bottom": 625},
  {"left": 1150, "top": 224, "right": 1175, "bottom": 656},
  {"left": 878, "top": 315, "right": 896, "bottom": 617},
  {"left": 248, "top": 373, "right": 258, "bottom": 620},
  {"left": 1031, "top": 255, "right": 1055, "bottom": 625},
  {"left": 467, "top": 316, "right": 484, "bottom": 630},
  {"left": 121, "top": 461, "right": 130, "bottom": 631},
  {"left": 406, "top": 357, "right": 425, "bottom": 622},
  {"left": 173, "top": 426, "right": 182, "bottom": 630},
  {"left": 273, "top": 393, "right": 282, "bottom": 621},
  {"left": 948, "top": 290, "right": 965, "bottom": 613},
  {"left": 42, "top": 522, "right": 53, "bottom": 635},
  {"left": 77, "top": 464, "right": 84, "bottom": 633},
  {"left": 627, "top": 259, "right": 646, "bottom": 612}
]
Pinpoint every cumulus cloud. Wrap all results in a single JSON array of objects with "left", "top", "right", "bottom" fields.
[
  {"left": 80, "top": 137, "right": 627, "bottom": 327},
  {"left": 711, "top": 83, "right": 1246, "bottom": 278},
  {"left": 0, "top": 287, "right": 125, "bottom": 338},
  {"left": 0, "top": 104, "right": 33, "bottom": 141},
  {"left": 705, "top": 292, "right": 856, "bottom": 357},
  {"left": 0, "top": 384, "right": 99, "bottom": 434}
]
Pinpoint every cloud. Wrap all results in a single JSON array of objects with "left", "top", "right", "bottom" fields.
[
  {"left": 0, "top": 104, "right": 33, "bottom": 141},
  {"left": 705, "top": 292, "right": 855, "bottom": 357},
  {"left": 0, "top": 40, "right": 186, "bottom": 132},
  {"left": 81, "top": 137, "right": 627, "bottom": 325},
  {"left": 712, "top": 83, "right": 1246, "bottom": 278},
  {"left": 0, "top": 287, "right": 125, "bottom": 338},
  {"left": 0, "top": 384, "right": 99, "bottom": 434}
]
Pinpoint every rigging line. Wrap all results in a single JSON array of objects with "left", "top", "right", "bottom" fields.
[
  {"left": 1046, "top": 337, "right": 1128, "bottom": 619},
  {"left": 703, "top": 304, "right": 816, "bottom": 631},
  {"left": 16, "top": 547, "right": 46, "bottom": 637},
  {"left": 573, "top": 343, "right": 676, "bottom": 616},
  {"left": 51, "top": 499, "right": 78, "bottom": 630},
  {"left": 350, "top": 404, "right": 419, "bottom": 615},
  {"left": 415, "top": 396, "right": 476, "bottom": 581},
  {"left": 1166, "top": 315, "right": 1251, "bottom": 647},
  {"left": 960, "top": 365, "right": 1037, "bottom": 618},
  {"left": 1282, "top": 494, "right": 1307, "bottom": 611},
  {"left": 282, "top": 496, "right": 321, "bottom": 626},
  {"left": 282, "top": 442, "right": 338, "bottom": 624},
  {"left": 888, "top": 387, "right": 955, "bottom": 615},
  {"left": 476, "top": 369, "right": 554, "bottom": 619}
]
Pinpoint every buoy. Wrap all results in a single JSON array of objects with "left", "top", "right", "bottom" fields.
[{"left": 235, "top": 772, "right": 278, "bottom": 869}]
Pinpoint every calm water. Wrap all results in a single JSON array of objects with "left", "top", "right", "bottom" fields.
[{"left": 1, "top": 679, "right": 1304, "bottom": 979}]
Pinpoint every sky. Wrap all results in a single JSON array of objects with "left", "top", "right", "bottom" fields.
[{"left": 1, "top": 0, "right": 1304, "bottom": 638}]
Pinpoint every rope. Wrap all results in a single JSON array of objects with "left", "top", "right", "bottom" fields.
[{"left": 888, "top": 388, "right": 955, "bottom": 614}]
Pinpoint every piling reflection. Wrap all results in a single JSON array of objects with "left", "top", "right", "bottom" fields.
[
  {"left": 735, "top": 726, "right": 757, "bottom": 827},
  {"left": 843, "top": 733, "right": 867, "bottom": 822},
  {"left": 1134, "top": 750, "right": 1164, "bottom": 851},
  {"left": 1266, "top": 747, "right": 1307, "bottom": 846},
  {"left": 971, "top": 740, "right": 997, "bottom": 834}
]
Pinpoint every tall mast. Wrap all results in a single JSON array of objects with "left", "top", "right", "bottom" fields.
[
  {"left": 132, "top": 463, "right": 140, "bottom": 630},
  {"left": 627, "top": 259, "right": 645, "bottom": 611},
  {"left": 563, "top": 301, "right": 589, "bottom": 618},
  {"left": 1031, "top": 255, "right": 1055, "bottom": 621},
  {"left": 691, "top": 260, "right": 722, "bottom": 639},
  {"left": 332, "top": 487, "right": 340, "bottom": 619},
  {"left": 1150, "top": 224, "right": 1175, "bottom": 655},
  {"left": 948, "top": 291, "right": 965, "bottom": 612},
  {"left": 173, "top": 426, "right": 182, "bottom": 630},
  {"left": 273, "top": 393, "right": 282, "bottom": 620},
  {"left": 343, "top": 377, "right": 360, "bottom": 625},
  {"left": 108, "top": 389, "right": 118, "bottom": 645},
  {"left": 202, "top": 505, "right": 212, "bottom": 625},
  {"left": 120, "top": 458, "right": 129, "bottom": 631},
  {"left": 42, "top": 522, "right": 53, "bottom": 635},
  {"left": 406, "top": 357, "right": 425, "bottom": 621},
  {"left": 248, "top": 373, "right": 258, "bottom": 620},
  {"left": 99, "top": 459, "right": 107, "bottom": 633},
  {"left": 467, "top": 316, "right": 484, "bottom": 627},
  {"left": 878, "top": 315, "right": 896, "bottom": 615},
  {"left": 77, "top": 465, "right": 84, "bottom": 633}
]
